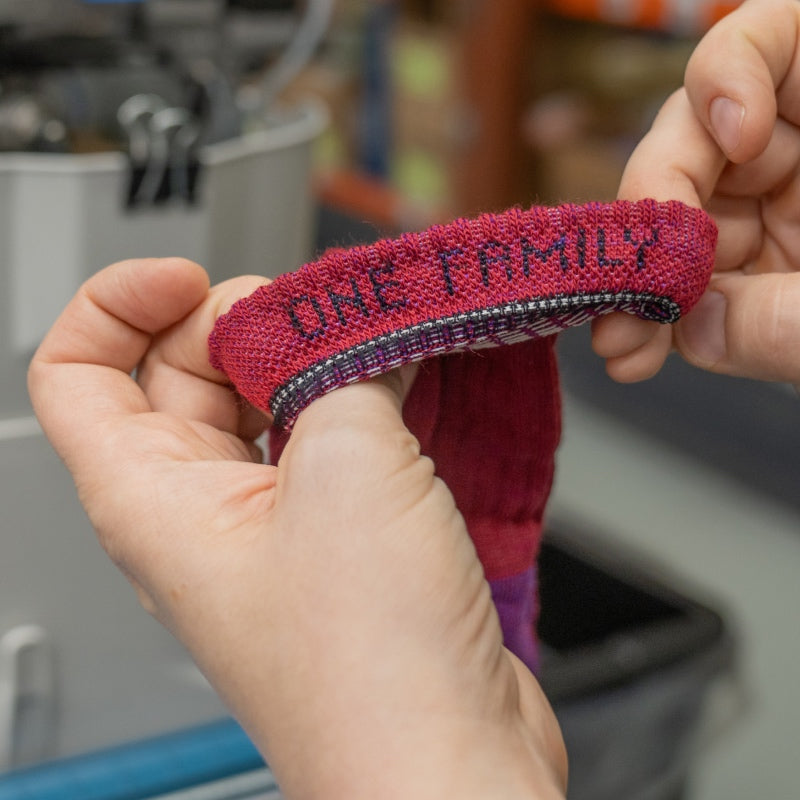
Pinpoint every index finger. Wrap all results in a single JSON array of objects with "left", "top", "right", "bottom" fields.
[
  {"left": 618, "top": 88, "right": 727, "bottom": 206},
  {"left": 595, "top": 89, "right": 726, "bottom": 381},
  {"left": 685, "top": 0, "right": 800, "bottom": 163},
  {"left": 28, "top": 258, "right": 210, "bottom": 458},
  {"left": 33, "top": 258, "right": 210, "bottom": 374}
]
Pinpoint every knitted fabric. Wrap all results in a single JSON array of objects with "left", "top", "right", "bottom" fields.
[
  {"left": 211, "top": 198, "right": 717, "bottom": 673},
  {"left": 402, "top": 339, "right": 560, "bottom": 582},
  {"left": 209, "top": 199, "right": 717, "bottom": 429},
  {"left": 489, "top": 567, "right": 541, "bottom": 673},
  {"left": 402, "top": 340, "right": 559, "bottom": 672}
]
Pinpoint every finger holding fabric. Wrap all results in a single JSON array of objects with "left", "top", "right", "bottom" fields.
[
  {"left": 28, "top": 258, "right": 567, "bottom": 800},
  {"left": 28, "top": 257, "right": 274, "bottom": 597},
  {"left": 594, "top": 0, "right": 800, "bottom": 388},
  {"left": 593, "top": 87, "right": 724, "bottom": 381}
]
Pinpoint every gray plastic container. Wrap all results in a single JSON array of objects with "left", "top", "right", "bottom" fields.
[
  {"left": 0, "top": 100, "right": 326, "bottom": 418},
  {"left": 539, "top": 521, "right": 737, "bottom": 800}
]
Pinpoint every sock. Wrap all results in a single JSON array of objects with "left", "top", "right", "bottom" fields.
[
  {"left": 211, "top": 199, "right": 717, "bottom": 669},
  {"left": 489, "top": 567, "right": 541, "bottom": 673},
  {"left": 210, "top": 199, "right": 716, "bottom": 429},
  {"left": 402, "top": 338, "right": 560, "bottom": 673}
]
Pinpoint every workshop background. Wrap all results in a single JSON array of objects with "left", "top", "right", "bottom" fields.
[{"left": 1, "top": 1, "right": 798, "bottom": 799}]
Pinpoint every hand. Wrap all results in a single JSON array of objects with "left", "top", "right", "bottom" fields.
[
  {"left": 592, "top": 0, "right": 800, "bottom": 391},
  {"left": 28, "top": 258, "right": 567, "bottom": 800}
]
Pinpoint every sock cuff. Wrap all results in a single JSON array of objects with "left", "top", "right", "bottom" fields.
[{"left": 209, "top": 199, "right": 716, "bottom": 427}]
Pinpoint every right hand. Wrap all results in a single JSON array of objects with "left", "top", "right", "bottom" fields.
[{"left": 592, "top": 0, "right": 800, "bottom": 391}]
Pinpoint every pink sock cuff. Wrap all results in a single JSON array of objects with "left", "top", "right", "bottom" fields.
[{"left": 209, "top": 199, "right": 716, "bottom": 427}]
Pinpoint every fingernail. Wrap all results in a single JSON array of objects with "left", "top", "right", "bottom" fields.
[
  {"left": 680, "top": 290, "right": 727, "bottom": 366},
  {"left": 709, "top": 96, "right": 744, "bottom": 155}
]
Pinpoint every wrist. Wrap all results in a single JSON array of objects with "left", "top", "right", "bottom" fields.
[
  {"left": 224, "top": 644, "right": 567, "bottom": 800},
  {"left": 268, "top": 709, "right": 566, "bottom": 800}
]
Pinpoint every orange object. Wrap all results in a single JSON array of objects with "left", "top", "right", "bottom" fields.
[
  {"left": 544, "top": 0, "right": 741, "bottom": 32},
  {"left": 315, "top": 168, "right": 449, "bottom": 232},
  {"left": 315, "top": 169, "right": 405, "bottom": 231}
]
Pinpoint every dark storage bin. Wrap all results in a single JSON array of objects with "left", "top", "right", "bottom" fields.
[{"left": 538, "top": 519, "right": 737, "bottom": 800}]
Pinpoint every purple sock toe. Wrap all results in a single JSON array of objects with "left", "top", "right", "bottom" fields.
[{"left": 489, "top": 566, "right": 539, "bottom": 674}]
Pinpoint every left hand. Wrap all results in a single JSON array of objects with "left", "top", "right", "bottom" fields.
[{"left": 28, "top": 257, "right": 567, "bottom": 800}]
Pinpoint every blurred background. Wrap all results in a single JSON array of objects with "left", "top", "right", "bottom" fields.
[{"left": 0, "top": 1, "right": 798, "bottom": 799}]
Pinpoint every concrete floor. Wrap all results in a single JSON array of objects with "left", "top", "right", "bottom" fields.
[{"left": 550, "top": 392, "right": 800, "bottom": 799}]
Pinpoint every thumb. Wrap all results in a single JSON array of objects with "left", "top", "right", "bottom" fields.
[
  {"left": 279, "top": 364, "right": 436, "bottom": 534},
  {"left": 675, "top": 273, "right": 800, "bottom": 386},
  {"left": 272, "top": 364, "right": 570, "bottom": 797},
  {"left": 288, "top": 364, "right": 418, "bottom": 457}
]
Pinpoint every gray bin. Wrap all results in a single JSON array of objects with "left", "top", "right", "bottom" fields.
[{"left": 539, "top": 521, "right": 737, "bottom": 800}]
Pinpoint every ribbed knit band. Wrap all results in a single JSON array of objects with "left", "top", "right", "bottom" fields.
[
  {"left": 402, "top": 339, "right": 560, "bottom": 582},
  {"left": 209, "top": 199, "right": 716, "bottom": 427}
]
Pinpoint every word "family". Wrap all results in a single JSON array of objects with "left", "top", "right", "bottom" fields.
[{"left": 286, "top": 225, "right": 660, "bottom": 340}]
